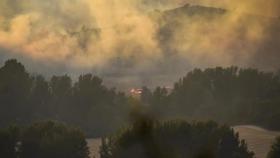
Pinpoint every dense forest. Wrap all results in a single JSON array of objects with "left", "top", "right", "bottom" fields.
[
  {"left": 0, "top": 59, "right": 130, "bottom": 137},
  {"left": 141, "top": 67, "right": 280, "bottom": 130},
  {"left": 0, "top": 59, "right": 280, "bottom": 138}
]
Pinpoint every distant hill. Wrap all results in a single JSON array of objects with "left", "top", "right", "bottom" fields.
[
  {"left": 163, "top": 4, "right": 226, "bottom": 18},
  {"left": 151, "top": 3, "right": 280, "bottom": 71}
]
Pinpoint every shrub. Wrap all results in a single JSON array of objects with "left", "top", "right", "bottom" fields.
[
  {"left": 267, "top": 137, "right": 280, "bottom": 158},
  {"left": 20, "top": 121, "right": 89, "bottom": 158},
  {"left": 0, "top": 126, "right": 20, "bottom": 158},
  {"left": 100, "top": 120, "right": 254, "bottom": 158}
]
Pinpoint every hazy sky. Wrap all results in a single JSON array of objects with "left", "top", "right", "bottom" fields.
[{"left": 0, "top": 0, "right": 279, "bottom": 88}]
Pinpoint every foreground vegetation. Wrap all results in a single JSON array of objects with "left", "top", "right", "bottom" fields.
[
  {"left": 100, "top": 119, "right": 254, "bottom": 158},
  {"left": 268, "top": 137, "right": 280, "bottom": 158},
  {"left": 0, "top": 59, "right": 280, "bottom": 137},
  {"left": 1, "top": 119, "right": 280, "bottom": 158},
  {"left": 0, "top": 121, "right": 89, "bottom": 158}
]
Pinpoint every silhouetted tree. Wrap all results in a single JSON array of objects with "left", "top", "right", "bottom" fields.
[
  {"left": 20, "top": 121, "right": 89, "bottom": 158},
  {"left": 1, "top": 59, "right": 280, "bottom": 137},
  {"left": 0, "top": 59, "right": 130, "bottom": 137},
  {"left": 267, "top": 137, "right": 280, "bottom": 158},
  {"left": 140, "top": 86, "right": 152, "bottom": 106},
  {"left": 30, "top": 75, "right": 51, "bottom": 120},
  {"left": 0, "top": 125, "right": 20, "bottom": 158},
  {"left": 0, "top": 59, "right": 32, "bottom": 126},
  {"left": 49, "top": 75, "right": 72, "bottom": 120},
  {"left": 159, "top": 67, "right": 280, "bottom": 129},
  {"left": 100, "top": 120, "right": 254, "bottom": 158}
]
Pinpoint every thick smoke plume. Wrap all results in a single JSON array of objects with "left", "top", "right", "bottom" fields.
[{"left": 0, "top": 0, "right": 279, "bottom": 88}]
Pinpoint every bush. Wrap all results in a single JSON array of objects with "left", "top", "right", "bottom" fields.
[
  {"left": 100, "top": 120, "right": 254, "bottom": 158},
  {"left": 19, "top": 121, "right": 89, "bottom": 158},
  {"left": 268, "top": 137, "right": 280, "bottom": 158},
  {"left": 0, "top": 126, "right": 20, "bottom": 158}
]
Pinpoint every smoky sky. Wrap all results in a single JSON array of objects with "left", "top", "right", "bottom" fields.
[{"left": 0, "top": 0, "right": 280, "bottom": 89}]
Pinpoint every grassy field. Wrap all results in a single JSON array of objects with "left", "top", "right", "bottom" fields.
[{"left": 233, "top": 126, "right": 280, "bottom": 158}]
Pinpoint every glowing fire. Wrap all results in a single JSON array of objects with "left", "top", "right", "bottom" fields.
[{"left": 130, "top": 88, "right": 143, "bottom": 95}]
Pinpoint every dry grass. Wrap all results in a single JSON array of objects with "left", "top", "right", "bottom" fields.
[{"left": 234, "top": 126, "right": 280, "bottom": 158}]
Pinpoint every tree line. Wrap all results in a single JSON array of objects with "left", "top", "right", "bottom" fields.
[
  {"left": 1, "top": 59, "right": 280, "bottom": 158},
  {"left": 0, "top": 59, "right": 130, "bottom": 137},
  {"left": 141, "top": 67, "right": 280, "bottom": 130},
  {"left": 1, "top": 59, "right": 280, "bottom": 137}
]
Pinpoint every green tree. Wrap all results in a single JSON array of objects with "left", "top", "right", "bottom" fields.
[
  {"left": 0, "top": 125, "right": 20, "bottom": 158},
  {"left": 140, "top": 86, "right": 152, "bottom": 106},
  {"left": 30, "top": 75, "right": 51, "bottom": 120},
  {"left": 20, "top": 121, "right": 89, "bottom": 158},
  {"left": 0, "top": 59, "right": 32, "bottom": 125},
  {"left": 268, "top": 137, "right": 280, "bottom": 158},
  {"left": 49, "top": 75, "right": 72, "bottom": 120},
  {"left": 100, "top": 120, "right": 254, "bottom": 158}
]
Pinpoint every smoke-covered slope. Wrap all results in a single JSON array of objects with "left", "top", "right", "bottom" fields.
[{"left": 0, "top": 2, "right": 280, "bottom": 89}]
